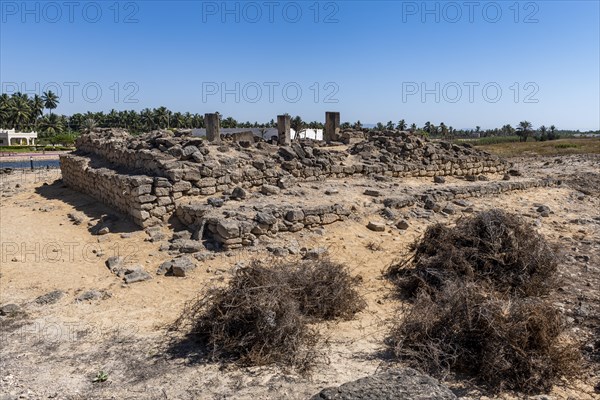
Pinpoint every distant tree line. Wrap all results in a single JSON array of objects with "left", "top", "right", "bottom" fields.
[{"left": 1, "top": 91, "right": 597, "bottom": 145}]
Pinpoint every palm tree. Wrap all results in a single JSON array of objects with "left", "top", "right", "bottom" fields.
[
  {"left": 81, "top": 118, "right": 97, "bottom": 134},
  {"left": 516, "top": 121, "right": 533, "bottom": 142},
  {"left": 396, "top": 119, "right": 407, "bottom": 130},
  {"left": 424, "top": 121, "right": 432, "bottom": 134},
  {"left": 385, "top": 121, "right": 395, "bottom": 130},
  {"left": 291, "top": 115, "right": 305, "bottom": 139},
  {"left": 31, "top": 94, "right": 44, "bottom": 120},
  {"left": 439, "top": 122, "right": 448, "bottom": 138},
  {"left": 38, "top": 113, "right": 64, "bottom": 137},
  {"left": 42, "top": 91, "right": 59, "bottom": 115},
  {"left": 9, "top": 94, "right": 32, "bottom": 131},
  {"left": 538, "top": 125, "right": 548, "bottom": 141},
  {"left": 410, "top": 123, "right": 417, "bottom": 132},
  {"left": 141, "top": 108, "right": 155, "bottom": 131},
  {"left": 549, "top": 125, "right": 558, "bottom": 140},
  {"left": 0, "top": 93, "right": 10, "bottom": 128},
  {"left": 353, "top": 120, "right": 362, "bottom": 129}
]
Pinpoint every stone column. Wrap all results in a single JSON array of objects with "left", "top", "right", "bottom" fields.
[
  {"left": 325, "top": 112, "right": 340, "bottom": 143},
  {"left": 277, "top": 114, "right": 291, "bottom": 146},
  {"left": 205, "top": 113, "right": 221, "bottom": 143}
]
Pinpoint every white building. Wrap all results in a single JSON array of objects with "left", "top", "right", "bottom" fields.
[
  {"left": 191, "top": 127, "right": 323, "bottom": 141},
  {"left": 291, "top": 128, "right": 323, "bottom": 141},
  {"left": 0, "top": 129, "right": 38, "bottom": 146}
]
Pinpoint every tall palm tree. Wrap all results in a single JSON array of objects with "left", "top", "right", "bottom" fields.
[
  {"left": 424, "top": 121, "right": 432, "bottom": 134},
  {"left": 516, "top": 121, "right": 533, "bottom": 142},
  {"left": 141, "top": 108, "right": 155, "bottom": 131},
  {"left": 31, "top": 94, "right": 45, "bottom": 120},
  {"left": 9, "top": 94, "right": 32, "bottom": 131},
  {"left": 439, "top": 122, "right": 448, "bottom": 137},
  {"left": 396, "top": 119, "right": 407, "bottom": 130},
  {"left": 42, "top": 91, "right": 59, "bottom": 115},
  {"left": 154, "top": 107, "right": 171, "bottom": 129},
  {"left": 0, "top": 93, "right": 10, "bottom": 128},
  {"left": 410, "top": 123, "right": 417, "bottom": 132}
]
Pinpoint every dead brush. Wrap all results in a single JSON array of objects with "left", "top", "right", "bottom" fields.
[
  {"left": 387, "top": 210, "right": 581, "bottom": 394},
  {"left": 171, "top": 258, "right": 365, "bottom": 370},
  {"left": 387, "top": 209, "right": 558, "bottom": 298},
  {"left": 390, "top": 282, "right": 580, "bottom": 394},
  {"left": 285, "top": 259, "right": 366, "bottom": 321}
]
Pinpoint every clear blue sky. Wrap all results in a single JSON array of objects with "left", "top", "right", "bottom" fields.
[{"left": 1, "top": 0, "right": 599, "bottom": 130}]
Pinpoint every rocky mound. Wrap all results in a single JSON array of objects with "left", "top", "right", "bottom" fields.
[{"left": 311, "top": 369, "right": 456, "bottom": 400}]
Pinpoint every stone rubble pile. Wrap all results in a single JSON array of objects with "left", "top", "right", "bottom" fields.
[{"left": 350, "top": 130, "right": 508, "bottom": 177}]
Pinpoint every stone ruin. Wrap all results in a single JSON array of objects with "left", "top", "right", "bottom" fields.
[{"left": 59, "top": 113, "right": 515, "bottom": 250}]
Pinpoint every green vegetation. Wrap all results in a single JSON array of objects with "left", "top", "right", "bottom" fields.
[
  {"left": 477, "top": 138, "right": 599, "bottom": 157},
  {"left": 92, "top": 371, "right": 108, "bottom": 383}
]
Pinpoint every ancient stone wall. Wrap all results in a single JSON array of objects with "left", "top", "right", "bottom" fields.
[
  {"left": 176, "top": 202, "right": 352, "bottom": 250},
  {"left": 61, "top": 129, "right": 512, "bottom": 228}
]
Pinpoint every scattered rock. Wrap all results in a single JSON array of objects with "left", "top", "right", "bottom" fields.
[
  {"left": 303, "top": 247, "right": 328, "bottom": 260},
  {"left": 267, "top": 246, "right": 289, "bottom": 257},
  {"left": 0, "top": 303, "right": 21, "bottom": 316},
  {"left": 75, "top": 290, "right": 110, "bottom": 302},
  {"left": 310, "top": 368, "right": 457, "bottom": 400},
  {"left": 123, "top": 267, "right": 152, "bottom": 284},
  {"left": 67, "top": 212, "right": 86, "bottom": 225},
  {"left": 231, "top": 186, "right": 248, "bottom": 200},
  {"left": 97, "top": 226, "right": 110, "bottom": 235},
  {"left": 172, "top": 230, "right": 192, "bottom": 240},
  {"left": 35, "top": 290, "right": 64, "bottom": 305},
  {"left": 433, "top": 176, "right": 446, "bottom": 184},
  {"left": 325, "top": 188, "right": 339, "bottom": 195},
  {"left": 261, "top": 184, "right": 280, "bottom": 196},
  {"left": 508, "top": 169, "right": 522, "bottom": 176},
  {"left": 453, "top": 199, "right": 472, "bottom": 207},
  {"left": 367, "top": 221, "right": 386, "bottom": 232},
  {"left": 364, "top": 189, "right": 382, "bottom": 197},
  {"left": 157, "top": 256, "right": 197, "bottom": 277},
  {"left": 396, "top": 219, "right": 410, "bottom": 230},
  {"left": 424, "top": 199, "right": 441, "bottom": 212},
  {"left": 207, "top": 197, "right": 224, "bottom": 207},
  {"left": 442, "top": 204, "right": 456, "bottom": 215},
  {"left": 105, "top": 256, "right": 125, "bottom": 273}
]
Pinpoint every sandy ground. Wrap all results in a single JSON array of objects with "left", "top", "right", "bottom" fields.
[{"left": 0, "top": 155, "right": 599, "bottom": 400}]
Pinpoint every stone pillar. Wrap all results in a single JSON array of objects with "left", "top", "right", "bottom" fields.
[
  {"left": 205, "top": 113, "right": 221, "bottom": 143},
  {"left": 277, "top": 114, "right": 291, "bottom": 146},
  {"left": 325, "top": 112, "right": 340, "bottom": 143}
]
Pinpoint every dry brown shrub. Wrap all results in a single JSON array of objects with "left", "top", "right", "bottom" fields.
[
  {"left": 387, "top": 209, "right": 558, "bottom": 297},
  {"left": 390, "top": 282, "right": 580, "bottom": 393},
  {"left": 172, "top": 259, "right": 364, "bottom": 370},
  {"left": 286, "top": 259, "right": 366, "bottom": 321},
  {"left": 387, "top": 210, "right": 580, "bottom": 394}
]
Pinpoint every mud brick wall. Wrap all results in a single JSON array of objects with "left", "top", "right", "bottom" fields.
[{"left": 176, "top": 202, "right": 352, "bottom": 250}]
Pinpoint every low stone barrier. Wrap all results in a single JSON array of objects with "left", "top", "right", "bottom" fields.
[{"left": 176, "top": 202, "right": 352, "bottom": 250}]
